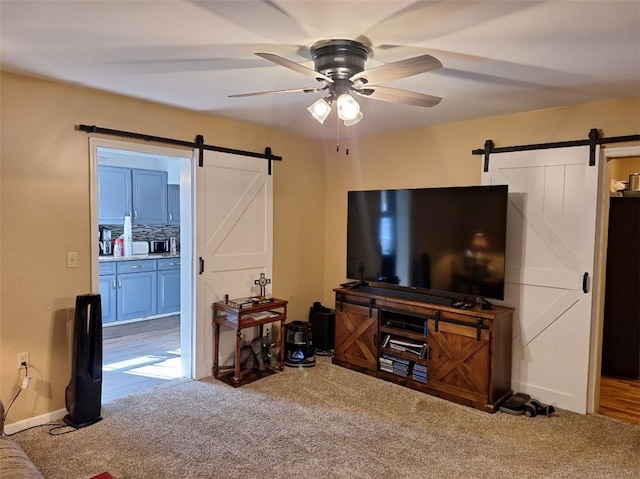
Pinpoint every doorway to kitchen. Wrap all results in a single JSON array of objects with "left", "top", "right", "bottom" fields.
[{"left": 90, "top": 138, "right": 194, "bottom": 403}]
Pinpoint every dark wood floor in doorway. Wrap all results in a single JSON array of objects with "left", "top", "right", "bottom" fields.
[{"left": 102, "top": 315, "right": 183, "bottom": 403}]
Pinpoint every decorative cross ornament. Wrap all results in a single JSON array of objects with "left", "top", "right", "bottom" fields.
[{"left": 254, "top": 273, "right": 271, "bottom": 297}]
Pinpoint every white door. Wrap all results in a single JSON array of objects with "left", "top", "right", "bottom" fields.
[
  {"left": 194, "top": 150, "right": 273, "bottom": 379},
  {"left": 482, "top": 146, "right": 599, "bottom": 413}
]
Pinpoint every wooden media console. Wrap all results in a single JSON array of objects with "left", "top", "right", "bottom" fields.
[{"left": 332, "top": 287, "right": 514, "bottom": 412}]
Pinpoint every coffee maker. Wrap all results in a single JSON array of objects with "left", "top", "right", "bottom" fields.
[{"left": 99, "top": 227, "right": 112, "bottom": 255}]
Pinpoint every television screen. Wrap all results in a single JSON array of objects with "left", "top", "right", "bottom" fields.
[{"left": 347, "top": 185, "right": 508, "bottom": 300}]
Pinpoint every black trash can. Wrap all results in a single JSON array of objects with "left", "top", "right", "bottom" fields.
[{"left": 309, "top": 302, "right": 335, "bottom": 353}]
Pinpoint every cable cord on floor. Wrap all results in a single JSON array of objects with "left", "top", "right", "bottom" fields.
[
  {"left": 2, "top": 363, "right": 78, "bottom": 437},
  {"left": 48, "top": 424, "right": 78, "bottom": 436},
  {"left": 3, "top": 422, "right": 67, "bottom": 437}
]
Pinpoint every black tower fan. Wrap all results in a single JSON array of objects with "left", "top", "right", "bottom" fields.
[{"left": 64, "top": 293, "right": 103, "bottom": 428}]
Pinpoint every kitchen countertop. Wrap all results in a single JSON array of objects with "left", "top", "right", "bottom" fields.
[{"left": 99, "top": 253, "right": 180, "bottom": 262}]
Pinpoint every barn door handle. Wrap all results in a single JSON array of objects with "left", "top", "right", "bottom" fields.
[
  {"left": 199, "top": 257, "right": 204, "bottom": 275},
  {"left": 582, "top": 272, "right": 589, "bottom": 293}
]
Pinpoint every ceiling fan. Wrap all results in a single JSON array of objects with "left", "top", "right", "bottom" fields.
[{"left": 229, "top": 39, "right": 443, "bottom": 126}]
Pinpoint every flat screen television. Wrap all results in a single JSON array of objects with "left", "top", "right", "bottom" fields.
[{"left": 346, "top": 185, "right": 509, "bottom": 301}]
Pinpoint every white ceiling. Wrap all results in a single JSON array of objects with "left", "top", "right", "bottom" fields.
[{"left": 1, "top": 1, "right": 639, "bottom": 140}]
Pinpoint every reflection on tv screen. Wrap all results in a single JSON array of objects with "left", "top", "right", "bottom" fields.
[{"left": 347, "top": 185, "right": 508, "bottom": 300}]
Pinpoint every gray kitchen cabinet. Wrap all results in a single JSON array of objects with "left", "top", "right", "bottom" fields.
[
  {"left": 116, "top": 259, "right": 157, "bottom": 321},
  {"left": 99, "top": 262, "right": 117, "bottom": 324},
  {"left": 99, "top": 257, "right": 180, "bottom": 323},
  {"left": 132, "top": 169, "right": 168, "bottom": 224},
  {"left": 157, "top": 257, "right": 180, "bottom": 314},
  {"left": 98, "top": 166, "right": 132, "bottom": 224},
  {"left": 98, "top": 166, "right": 168, "bottom": 225},
  {"left": 167, "top": 184, "right": 180, "bottom": 225}
]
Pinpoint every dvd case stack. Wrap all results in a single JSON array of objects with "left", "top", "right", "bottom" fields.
[
  {"left": 380, "top": 353, "right": 415, "bottom": 377},
  {"left": 393, "top": 356, "right": 411, "bottom": 377},
  {"left": 413, "top": 363, "right": 428, "bottom": 383},
  {"left": 379, "top": 354, "right": 394, "bottom": 374}
]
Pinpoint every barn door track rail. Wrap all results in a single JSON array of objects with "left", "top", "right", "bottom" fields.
[
  {"left": 77, "top": 124, "right": 283, "bottom": 174},
  {"left": 473, "top": 128, "right": 640, "bottom": 172}
]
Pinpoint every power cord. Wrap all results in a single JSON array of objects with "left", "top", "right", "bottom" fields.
[
  {"left": 4, "top": 422, "right": 66, "bottom": 437},
  {"left": 2, "top": 363, "right": 76, "bottom": 437},
  {"left": 3, "top": 362, "right": 30, "bottom": 427},
  {"left": 47, "top": 424, "right": 78, "bottom": 436}
]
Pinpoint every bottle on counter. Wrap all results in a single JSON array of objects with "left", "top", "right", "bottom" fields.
[
  {"left": 123, "top": 215, "right": 133, "bottom": 257},
  {"left": 113, "top": 238, "right": 123, "bottom": 257}
]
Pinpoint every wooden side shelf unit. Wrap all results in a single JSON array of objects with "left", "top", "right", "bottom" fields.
[
  {"left": 212, "top": 297, "right": 288, "bottom": 386},
  {"left": 332, "top": 288, "right": 513, "bottom": 412}
]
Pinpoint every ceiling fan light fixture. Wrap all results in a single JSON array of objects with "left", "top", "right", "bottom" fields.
[
  {"left": 233, "top": 39, "right": 444, "bottom": 131},
  {"left": 344, "top": 111, "right": 363, "bottom": 127},
  {"left": 307, "top": 98, "right": 332, "bottom": 124},
  {"left": 336, "top": 93, "right": 360, "bottom": 121}
]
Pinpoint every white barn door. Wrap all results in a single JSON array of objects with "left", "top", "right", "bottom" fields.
[
  {"left": 482, "top": 146, "right": 599, "bottom": 413},
  {"left": 194, "top": 151, "right": 273, "bottom": 379}
]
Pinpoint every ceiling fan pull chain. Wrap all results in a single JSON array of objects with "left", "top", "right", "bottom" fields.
[{"left": 334, "top": 121, "right": 350, "bottom": 155}]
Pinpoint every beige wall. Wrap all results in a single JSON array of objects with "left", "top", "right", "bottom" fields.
[
  {"left": 610, "top": 156, "right": 640, "bottom": 183},
  {"left": 2, "top": 69, "right": 638, "bottom": 425},
  {"left": 0, "top": 72, "right": 326, "bottom": 423},
  {"left": 320, "top": 97, "right": 640, "bottom": 305}
]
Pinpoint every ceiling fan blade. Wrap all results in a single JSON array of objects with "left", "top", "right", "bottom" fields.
[
  {"left": 350, "top": 54, "right": 442, "bottom": 85},
  {"left": 352, "top": 85, "right": 442, "bottom": 107},
  {"left": 193, "top": 1, "right": 310, "bottom": 43},
  {"left": 255, "top": 52, "right": 333, "bottom": 83},
  {"left": 229, "top": 85, "right": 327, "bottom": 98}
]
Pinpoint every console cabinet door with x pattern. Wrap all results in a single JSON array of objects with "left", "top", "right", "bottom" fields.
[
  {"left": 334, "top": 299, "right": 378, "bottom": 372},
  {"left": 427, "top": 320, "right": 490, "bottom": 405},
  {"left": 333, "top": 288, "right": 513, "bottom": 412}
]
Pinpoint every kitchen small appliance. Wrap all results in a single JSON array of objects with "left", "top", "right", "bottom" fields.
[
  {"left": 150, "top": 240, "right": 169, "bottom": 253},
  {"left": 99, "top": 241, "right": 112, "bottom": 256},
  {"left": 98, "top": 227, "right": 112, "bottom": 256}
]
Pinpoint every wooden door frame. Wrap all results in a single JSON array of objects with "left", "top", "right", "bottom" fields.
[
  {"left": 588, "top": 145, "right": 640, "bottom": 413},
  {"left": 89, "top": 138, "right": 195, "bottom": 379}
]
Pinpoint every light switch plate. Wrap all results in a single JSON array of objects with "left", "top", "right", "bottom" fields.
[{"left": 67, "top": 252, "right": 78, "bottom": 268}]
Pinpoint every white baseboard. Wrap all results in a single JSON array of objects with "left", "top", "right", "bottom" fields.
[
  {"left": 4, "top": 408, "right": 67, "bottom": 435},
  {"left": 511, "top": 380, "right": 585, "bottom": 414}
]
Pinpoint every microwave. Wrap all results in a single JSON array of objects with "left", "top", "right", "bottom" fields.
[{"left": 149, "top": 240, "right": 168, "bottom": 254}]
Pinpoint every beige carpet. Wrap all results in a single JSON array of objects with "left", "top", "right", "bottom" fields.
[{"left": 13, "top": 357, "right": 640, "bottom": 478}]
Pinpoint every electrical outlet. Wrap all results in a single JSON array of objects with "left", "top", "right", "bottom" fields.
[{"left": 17, "top": 352, "right": 29, "bottom": 370}]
